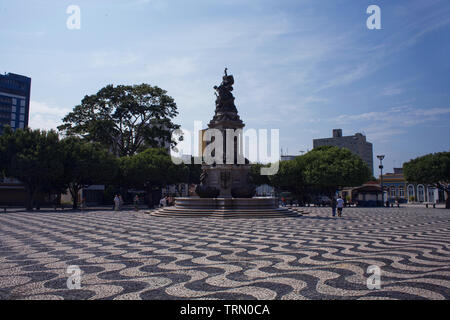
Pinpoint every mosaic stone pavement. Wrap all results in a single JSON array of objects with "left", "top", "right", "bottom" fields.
[{"left": 0, "top": 207, "right": 449, "bottom": 300}]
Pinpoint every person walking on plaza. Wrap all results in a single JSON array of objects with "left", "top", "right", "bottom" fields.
[
  {"left": 336, "top": 196, "right": 344, "bottom": 217},
  {"left": 159, "top": 196, "right": 167, "bottom": 208},
  {"left": 80, "top": 196, "right": 86, "bottom": 212},
  {"left": 114, "top": 195, "right": 120, "bottom": 211},
  {"left": 331, "top": 197, "right": 337, "bottom": 217},
  {"left": 133, "top": 195, "right": 139, "bottom": 211},
  {"left": 118, "top": 194, "right": 124, "bottom": 210}
]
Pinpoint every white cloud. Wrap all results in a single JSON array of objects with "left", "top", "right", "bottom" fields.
[
  {"left": 29, "top": 101, "right": 71, "bottom": 131},
  {"left": 336, "top": 106, "right": 450, "bottom": 126},
  {"left": 130, "top": 0, "right": 166, "bottom": 9},
  {"left": 382, "top": 86, "right": 404, "bottom": 96},
  {"left": 412, "top": 108, "right": 450, "bottom": 117},
  {"left": 318, "top": 64, "right": 370, "bottom": 92},
  {"left": 364, "top": 126, "right": 406, "bottom": 144},
  {"left": 90, "top": 51, "right": 139, "bottom": 68},
  {"left": 138, "top": 57, "right": 197, "bottom": 78},
  {"left": 333, "top": 105, "right": 450, "bottom": 143}
]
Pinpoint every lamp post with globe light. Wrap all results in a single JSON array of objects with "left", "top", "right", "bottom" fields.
[{"left": 377, "top": 155, "right": 385, "bottom": 206}]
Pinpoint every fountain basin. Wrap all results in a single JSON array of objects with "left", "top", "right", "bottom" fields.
[{"left": 149, "top": 197, "right": 301, "bottom": 218}]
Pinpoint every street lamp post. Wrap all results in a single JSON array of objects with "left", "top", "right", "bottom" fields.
[{"left": 377, "top": 155, "right": 385, "bottom": 207}]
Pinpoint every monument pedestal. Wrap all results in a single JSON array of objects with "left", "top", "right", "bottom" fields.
[
  {"left": 151, "top": 197, "right": 301, "bottom": 218},
  {"left": 202, "top": 164, "right": 253, "bottom": 198}
]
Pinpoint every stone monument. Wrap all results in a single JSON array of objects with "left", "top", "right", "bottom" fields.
[
  {"left": 195, "top": 68, "right": 255, "bottom": 199},
  {"left": 152, "top": 69, "right": 299, "bottom": 218}
]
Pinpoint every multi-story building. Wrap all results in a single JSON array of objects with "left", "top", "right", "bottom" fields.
[
  {"left": 0, "top": 73, "right": 31, "bottom": 134},
  {"left": 313, "top": 129, "right": 374, "bottom": 175},
  {"left": 0, "top": 73, "right": 33, "bottom": 207}
]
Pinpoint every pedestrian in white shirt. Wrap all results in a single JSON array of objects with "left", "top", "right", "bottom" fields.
[
  {"left": 336, "top": 196, "right": 344, "bottom": 217},
  {"left": 114, "top": 195, "right": 120, "bottom": 211}
]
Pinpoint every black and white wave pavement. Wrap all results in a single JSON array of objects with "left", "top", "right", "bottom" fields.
[{"left": 0, "top": 207, "right": 449, "bottom": 300}]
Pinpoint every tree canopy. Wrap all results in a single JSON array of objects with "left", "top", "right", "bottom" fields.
[
  {"left": 403, "top": 151, "right": 450, "bottom": 208},
  {"left": 0, "top": 125, "right": 192, "bottom": 210},
  {"left": 269, "top": 159, "right": 306, "bottom": 198},
  {"left": 60, "top": 137, "right": 119, "bottom": 209},
  {"left": 255, "top": 146, "right": 371, "bottom": 202},
  {"left": 250, "top": 163, "right": 271, "bottom": 187},
  {"left": 119, "top": 148, "right": 189, "bottom": 207},
  {"left": 0, "top": 127, "right": 64, "bottom": 210},
  {"left": 58, "top": 84, "right": 180, "bottom": 157},
  {"left": 301, "top": 146, "right": 371, "bottom": 196}
]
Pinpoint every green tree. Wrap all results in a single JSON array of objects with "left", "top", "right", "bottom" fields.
[
  {"left": 301, "top": 146, "right": 371, "bottom": 197},
  {"left": 186, "top": 158, "right": 202, "bottom": 185},
  {"left": 266, "top": 146, "right": 370, "bottom": 203},
  {"left": 250, "top": 163, "right": 271, "bottom": 187},
  {"left": 58, "top": 84, "right": 180, "bottom": 157},
  {"left": 268, "top": 159, "right": 312, "bottom": 203},
  {"left": 119, "top": 148, "right": 188, "bottom": 207},
  {"left": 0, "top": 129, "right": 9, "bottom": 177},
  {"left": 0, "top": 127, "right": 64, "bottom": 210},
  {"left": 403, "top": 152, "right": 450, "bottom": 209},
  {"left": 60, "top": 137, "right": 119, "bottom": 209}
]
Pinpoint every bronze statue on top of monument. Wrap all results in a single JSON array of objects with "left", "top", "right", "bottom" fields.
[
  {"left": 209, "top": 68, "right": 243, "bottom": 127},
  {"left": 213, "top": 68, "right": 237, "bottom": 113}
]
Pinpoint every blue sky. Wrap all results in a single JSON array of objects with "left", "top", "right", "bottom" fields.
[{"left": 1, "top": 0, "right": 449, "bottom": 176}]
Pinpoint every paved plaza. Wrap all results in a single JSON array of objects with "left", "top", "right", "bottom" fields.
[{"left": 0, "top": 207, "right": 449, "bottom": 300}]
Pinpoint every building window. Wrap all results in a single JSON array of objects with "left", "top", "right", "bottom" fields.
[
  {"left": 20, "top": 107, "right": 25, "bottom": 114},
  {"left": 11, "top": 106, "right": 16, "bottom": 113},
  {"left": 417, "top": 185, "right": 425, "bottom": 202},
  {"left": 20, "top": 100, "right": 25, "bottom": 107},
  {"left": 19, "top": 122, "right": 24, "bottom": 129},
  {"left": 0, "top": 96, "right": 11, "bottom": 104},
  {"left": 428, "top": 188, "right": 435, "bottom": 203},
  {"left": 399, "top": 186, "right": 404, "bottom": 197},
  {"left": 12, "top": 98, "right": 17, "bottom": 105},
  {"left": 11, "top": 113, "right": 16, "bottom": 120},
  {"left": 10, "top": 121, "right": 15, "bottom": 128},
  {"left": 20, "top": 114, "right": 24, "bottom": 121},
  {"left": 390, "top": 187, "right": 396, "bottom": 197},
  {"left": 407, "top": 185, "right": 415, "bottom": 201}
]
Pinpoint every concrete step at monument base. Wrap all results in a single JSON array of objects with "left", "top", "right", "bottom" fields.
[{"left": 148, "top": 207, "right": 302, "bottom": 218}]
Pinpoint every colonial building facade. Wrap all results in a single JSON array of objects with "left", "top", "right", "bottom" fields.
[{"left": 381, "top": 168, "right": 446, "bottom": 204}]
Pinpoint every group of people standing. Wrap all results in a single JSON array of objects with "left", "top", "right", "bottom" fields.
[
  {"left": 113, "top": 194, "right": 141, "bottom": 211},
  {"left": 331, "top": 196, "right": 345, "bottom": 217},
  {"left": 159, "top": 195, "right": 175, "bottom": 207},
  {"left": 113, "top": 194, "right": 123, "bottom": 211},
  {"left": 112, "top": 194, "right": 176, "bottom": 211}
]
